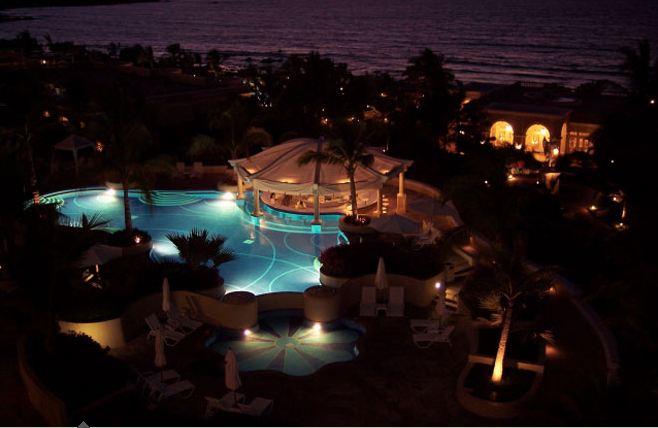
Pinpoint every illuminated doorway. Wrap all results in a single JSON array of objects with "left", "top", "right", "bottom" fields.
[
  {"left": 525, "top": 124, "right": 550, "bottom": 161},
  {"left": 490, "top": 121, "right": 514, "bottom": 147}
]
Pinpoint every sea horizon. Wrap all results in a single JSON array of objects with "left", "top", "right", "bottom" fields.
[{"left": 1, "top": 0, "right": 657, "bottom": 88}]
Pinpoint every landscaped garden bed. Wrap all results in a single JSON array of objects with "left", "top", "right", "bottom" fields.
[
  {"left": 476, "top": 328, "right": 545, "bottom": 363},
  {"left": 26, "top": 332, "right": 132, "bottom": 411},
  {"left": 463, "top": 362, "right": 536, "bottom": 402},
  {"left": 319, "top": 240, "right": 443, "bottom": 279}
]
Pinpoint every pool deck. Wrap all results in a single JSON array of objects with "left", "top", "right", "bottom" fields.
[{"left": 107, "top": 309, "right": 488, "bottom": 426}]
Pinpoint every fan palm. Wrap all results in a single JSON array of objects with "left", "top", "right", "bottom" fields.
[
  {"left": 297, "top": 125, "right": 374, "bottom": 218},
  {"left": 166, "top": 228, "right": 235, "bottom": 272}
]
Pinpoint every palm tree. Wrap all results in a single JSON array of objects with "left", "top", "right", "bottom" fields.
[
  {"left": 469, "top": 258, "right": 556, "bottom": 384},
  {"left": 206, "top": 49, "right": 225, "bottom": 75},
  {"left": 620, "top": 39, "right": 658, "bottom": 100},
  {"left": 166, "top": 228, "right": 235, "bottom": 272},
  {"left": 89, "top": 85, "right": 172, "bottom": 231},
  {"left": 209, "top": 99, "right": 251, "bottom": 159},
  {"left": 297, "top": 125, "right": 374, "bottom": 218}
]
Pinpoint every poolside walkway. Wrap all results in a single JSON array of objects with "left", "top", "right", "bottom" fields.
[{"left": 106, "top": 312, "right": 488, "bottom": 426}]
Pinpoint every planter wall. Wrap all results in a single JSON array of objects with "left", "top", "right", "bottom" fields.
[
  {"left": 17, "top": 338, "right": 68, "bottom": 426},
  {"left": 58, "top": 318, "right": 126, "bottom": 350},
  {"left": 304, "top": 286, "right": 341, "bottom": 322},
  {"left": 456, "top": 324, "right": 547, "bottom": 419},
  {"left": 257, "top": 292, "right": 305, "bottom": 313},
  {"left": 218, "top": 292, "right": 258, "bottom": 330},
  {"left": 456, "top": 359, "right": 545, "bottom": 419}
]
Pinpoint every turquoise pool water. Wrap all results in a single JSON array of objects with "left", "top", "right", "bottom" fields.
[
  {"left": 209, "top": 312, "right": 362, "bottom": 376},
  {"left": 44, "top": 188, "right": 346, "bottom": 295}
]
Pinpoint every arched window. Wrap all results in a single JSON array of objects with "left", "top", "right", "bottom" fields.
[
  {"left": 525, "top": 124, "right": 550, "bottom": 160},
  {"left": 489, "top": 121, "right": 514, "bottom": 147}
]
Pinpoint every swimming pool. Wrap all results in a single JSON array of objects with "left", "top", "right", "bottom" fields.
[
  {"left": 44, "top": 188, "right": 346, "bottom": 295},
  {"left": 209, "top": 311, "right": 362, "bottom": 376}
]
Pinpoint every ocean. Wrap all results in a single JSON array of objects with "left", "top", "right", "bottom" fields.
[{"left": 1, "top": 0, "right": 657, "bottom": 87}]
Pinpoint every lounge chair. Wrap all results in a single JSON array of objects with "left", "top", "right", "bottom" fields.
[
  {"left": 204, "top": 392, "right": 246, "bottom": 417},
  {"left": 190, "top": 161, "right": 203, "bottom": 178},
  {"left": 136, "top": 369, "right": 182, "bottom": 394},
  {"left": 412, "top": 325, "right": 455, "bottom": 349},
  {"left": 205, "top": 393, "right": 273, "bottom": 418},
  {"left": 359, "top": 287, "right": 377, "bottom": 317},
  {"left": 150, "top": 379, "right": 196, "bottom": 401},
  {"left": 387, "top": 286, "right": 404, "bottom": 317},
  {"left": 237, "top": 397, "right": 274, "bottom": 417},
  {"left": 145, "top": 313, "right": 185, "bottom": 346},
  {"left": 410, "top": 319, "right": 443, "bottom": 333},
  {"left": 166, "top": 305, "right": 203, "bottom": 334}
]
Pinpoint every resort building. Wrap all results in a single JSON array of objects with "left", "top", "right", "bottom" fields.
[
  {"left": 467, "top": 82, "right": 626, "bottom": 160},
  {"left": 228, "top": 138, "right": 413, "bottom": 224}
]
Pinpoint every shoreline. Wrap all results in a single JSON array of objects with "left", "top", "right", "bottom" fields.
[{"left": 0, "top": 0, "right": 158, "bottom": 11}]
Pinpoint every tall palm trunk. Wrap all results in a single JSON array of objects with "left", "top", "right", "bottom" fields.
[
  {"left": 24, "top": 125, "right": 39, "bottom": 203},
  {"left": 491, "top": 303, "right": 513, "bottom": 384},
  {"left": 122, "top": 179, "right": 132, "bottom": 232},
  {"left": 348, "top": 168, "right": 358, "bottom": 218}
]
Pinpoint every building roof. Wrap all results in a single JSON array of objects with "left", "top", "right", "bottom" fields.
[{"left": 229, "top": 138, "right": 412, "bottom": 195}]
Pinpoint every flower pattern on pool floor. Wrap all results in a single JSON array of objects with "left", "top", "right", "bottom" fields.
[{"left": 212, "top": 316, "right": 360, "bottom": 376}]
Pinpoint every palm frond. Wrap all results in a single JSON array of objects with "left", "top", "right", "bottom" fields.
[
  {"left": 80, "top": 213, "right": 109, "bottom": 230},
  {"left": 166, "top": 228, "right": 235, "bottom": 270}
]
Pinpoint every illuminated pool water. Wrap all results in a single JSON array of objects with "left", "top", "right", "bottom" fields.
[
  {"left": 44, "top": 188, "right": 346, "bottom": 295},
  {"left": 209, "top": 311, "right": 362, "bottom": 376}
]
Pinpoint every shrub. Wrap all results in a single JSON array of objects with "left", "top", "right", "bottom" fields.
[
  {"left": 107, "top": 228, "right": 152, "bottom": 247},
  {"left": 57, "top": 253, "right": 162, "bottom": 322},
  {"left": 164, "top": 263, "right": 223, "bottom": 291},
  {"left": 28, "top": 332, "right": 131, "bottom": 409},
  {"left": 319, "top": 240, "right": 443, "bottom": 279}
]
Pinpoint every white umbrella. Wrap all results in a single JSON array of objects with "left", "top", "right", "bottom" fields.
[
  {"left": 162, "top": 277, "right": 171, "bottom": 313},
  {"left": 76, "top": 244, "right": 122, "bottom": 270},
  {"left": 225, "top": 348, "right": 242, "bottom": 406},
  {"left": 154, "top": 329, "right": 167, "bottom": 381},
  {"left": 434, "top": 291, "right": 448, "bottom": 326},
  {"left": 374, "top": 257, "right": 388, "bottom": 290}
]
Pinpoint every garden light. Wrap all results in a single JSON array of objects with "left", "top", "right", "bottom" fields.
[
  {"left": 589, "top": 205, "right": 597, "bottom": 211},
  {"left": 244, "top": 329, "right": 252, "bottom": 337},
  {"left": 435, "top": 281, "right": 442, "bottom": 290},
  {"left": 312, "top": 322, "right": 322, "bottom": 333},
  {"left": 133, "top": 235, "right": 142, "bottom": 244}
]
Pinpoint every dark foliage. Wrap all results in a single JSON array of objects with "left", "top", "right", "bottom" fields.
[
  {"left": 27, "top": 332, "right": 131, "bottom": 409},
  {"left": 319, "top": 240, "right": 443, "bottom": 279},
  {"left": 107, "top": 228, "right": 152, "bottom": 247}
]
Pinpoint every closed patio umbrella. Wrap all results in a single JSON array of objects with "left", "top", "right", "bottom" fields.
[
  {"left": 225, "top": 348, "right": 241, "bottom": 406},
  {"left": 434, "top": 291, "right": 448, "bottom": 327},
  {"left": 154, "top": 329, "right": 167, "bottom": 381},
  {"left": 162, "top": 277, "right": 171, "bottom": 313},
  {"left": 374, "top": 257, "right": 388, "bottom": 290}
]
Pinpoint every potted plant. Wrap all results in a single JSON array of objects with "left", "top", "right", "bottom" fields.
[{"left": 166, "top": 228, "right": 235, "bottom": 297}]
